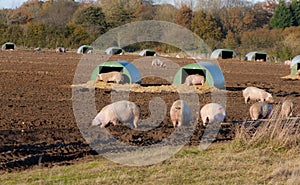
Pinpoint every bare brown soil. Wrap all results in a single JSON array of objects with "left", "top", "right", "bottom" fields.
[{"left": 0, "top": 50, "right": 299, "bottom": 172}]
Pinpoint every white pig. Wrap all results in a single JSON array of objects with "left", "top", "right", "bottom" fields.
[
  {"left": 92, "top": 100, "right": 140, "bottom": 128},
  {"left": 284, "top": 60, "right": 291, "bottom": 66},
  {"left": 97, "top": 71, "right": 124, "bottom": 84},
  {"left": 200, "top": 103, "right": 226, "bottom": 126},
  {"left": 170, "top": 100, "right": 192, "bottom": 128},
  {"left": 56, "top": 47, "right": 66, "bottom": 53},
  {"left": 249, "top": 102, "right": 273, "bottom": 120},
  {"left": 184, "top": 74, "right": 205, "bottom": 86},
  {"left": 242, "top": 86, "right": 274, "bottom": 104},
  {"left": 151, "top": 58, "right": 166, "bottom": 68},
  {"left": 296, "top": 70, "right": 300, "bottom": 77},
  {"left": 280, "top": 100, "right": 294, "bottom": 119}
]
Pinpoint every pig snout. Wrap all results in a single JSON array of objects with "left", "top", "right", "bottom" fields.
[{"left": 91, "top": 117, "right": 101, "bottom": 126}]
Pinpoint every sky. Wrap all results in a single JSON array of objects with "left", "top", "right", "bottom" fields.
[
  {"left": 0, "top": 0, "right": 264, "bottom": 10},
  {"left": 0, "top": 0, "right": 28, "bottom": 9}
]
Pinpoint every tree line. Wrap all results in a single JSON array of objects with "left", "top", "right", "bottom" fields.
[{"left": 0, "top": 0, "right": 299, "bottom": 61}]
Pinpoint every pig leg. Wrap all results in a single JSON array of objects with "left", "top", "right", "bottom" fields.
[
  {"left": 100, "top": 120, "right": 110, "bottom": 128},
  {"left": 245, "top": 96, "right": 250, "bottom": 104},
  {"left": 177, "top": 120, "right": 182, "bottom": 127},
  {"left": 204, "top": 117, "right": 209, "bottom": 126},
  {"left": 250, "top": 109, "right": 254, "bottom": 120},
  {"left": 110, "top": 117, "right": 120, "bottom": 126},
  {"left": 133, "top": 117, "right": 139, "bottom": 128},
  {"left": 132, "top": 107, "right": 140, "bottom": 128},
  {"left": 172, "top": 120, "right": 177, "bottom": 128}
]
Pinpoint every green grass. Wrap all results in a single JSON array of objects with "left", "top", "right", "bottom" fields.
[{"left": 0, "top": 142, "right": 298, "bottom": 185}]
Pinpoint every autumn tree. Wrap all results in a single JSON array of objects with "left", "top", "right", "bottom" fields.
[
  {"left": 101, "top": 0, "right": 141, "bottom": 28},
  {"left": 24, "top": 22, "right": 46, "bottom": 47},
  {"left": 270, "top": 0, "right": 293, "bottom": 29},
  {"left": 154, "top": 4, "right": 177, "bottom": 22},
  {"left": 6, "top": 0, "right": 43, "bottom": 25},
  {"left": 176, "top": 5, "right": 193, "bottom": 29},
  {"left": 290, "top": 0, "right": 300, "bottom": 26},
  {"left": 223, "top": 30, "right": 239, "bottom": 50},
  {"left": 133, "top": 3, "right": 155, "bottom": 21},
  {"left": 282, "top": 26, "right": 300, "bottom": 57},
  {"left": 64, "top": 23, "right": 90, "bottom": 47},
  {"left": 218, "top": 7, "right": 259, "bottom": 36},
  {"left": 252, "top": 2, "right": 272, "bottom": 28},
  {"left": 39, "top": 0, "right": 79, "bottom": 27},
  {"left": 73, "top": 6, "right": 107, "bottom": 36},
  {"left": 0, "top": 9, "right": 11, "bottom": 26},
  {"left": 191, "top": 10, "right": 221, "bottom": 41}
]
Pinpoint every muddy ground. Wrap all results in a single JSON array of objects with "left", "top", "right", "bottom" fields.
[{"left": 0, "top": 50, "right": 299, "bottom": 172}]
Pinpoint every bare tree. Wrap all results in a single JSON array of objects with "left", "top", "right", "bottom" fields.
[
  {"left": 154, "top": 4, "right": 177, "bottom": 22},
  {"left": 40, "top": 0, "right": 79, "bottom": 27}
]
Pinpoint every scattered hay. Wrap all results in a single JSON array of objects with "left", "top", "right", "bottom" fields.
[
  {"left": 70, "top": 80, "right": 213, "bottom": 94},
  {"left": 281, "top": 75, "right": 300, "bottom": 80},
  {"left": 93, "top": 81, "right": 212, "bottom": 94},
  {"left": 232, "top": 103, "right": 300, "bottom": 152}
]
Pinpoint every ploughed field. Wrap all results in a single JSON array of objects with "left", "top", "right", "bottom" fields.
[{"left": 0, "top": 50, "right": 299, "bottom": 172}]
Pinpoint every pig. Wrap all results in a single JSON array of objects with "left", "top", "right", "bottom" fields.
[
  {"left": 200, "top": 103, "right": 226, "bottom": 126},
  {"left": 92, "top": 100, "right": 140, "bottom": 128},
  {"left": 151, "top": 58, "right": 166, "bottom": 68},
  {"left": 249, "top": 102, "right": 273, "bottom": 120},
  {"left": 242, "top": 86, "right": 274, "bottom": 104},
  {"left": 296, "top": 70, "right": 300, "bottom": 77},
  {"left": 56, "top": 47, "right": 66, "bottom": 53},
  {"left": 170, "top": 100, "right": 192, "bottom": 128},
  {"left": 284, "top": 60, "right": 291, "bottom": 66},
  {"left": 34, "top": 47, "right": 41, "bottom": 52},
  {"left": 86, "top": 49, "right": 93, "bottom": 54},
  {"left": 184, "top": 74, "right": 205, "bottom": 86},
  {"left": 280, "top": 100, "right": 294, "bottom": 119},
  {"left": 96, "top": 71, "right": 124, "bottom": 84}
]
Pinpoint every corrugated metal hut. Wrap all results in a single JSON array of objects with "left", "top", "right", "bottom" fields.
[
  {"left": 173, "top": 62, "right": 225, "bottom": 89},
  {"left": 210, "top": 49, "right": 236, "bottom": 59},
  {"left": 290, "top": 55, "right": 300, "bottom": 75},
  {"left": 245, "top": 51, "right": 269, "bottom": 61},
  {"left": 139, "top": 49, "right": 156, "bottom": 56},
  {"left": 1, "top": 42, "right": 16, "bottom": 50},
  {"left": 77, "top": 45, "right": 93, "bottom": 54},
  {"left": 105, "top": 47, "right": 124, "bottom": 55},
  {"left": 90, "top": 61, "right": 141, "bottom": 84}
]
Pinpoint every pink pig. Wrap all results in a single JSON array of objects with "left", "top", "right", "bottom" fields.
[
  {"left": 184, "top": 74, "right": 205, "bottom": 86},
  {"left": 97, "top": 71, "right": 124, "bottom": 84},
  {"left": 170, "top": 100, "right": 192, "bottom": 128},
  {"left": 92, "top": 100, "right": 140, "bottom": 128},
  {"left": 200, "top": 103, "right": 226, "bottom": 126}
]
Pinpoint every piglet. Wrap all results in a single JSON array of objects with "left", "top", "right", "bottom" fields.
[
  {"left": 280, "top": 100, "right": 294, "bottom": 119},
  {"left": 184, "top": 74, "right": 205, "bottom": 86},
  {"left": 249, "top": 102, "right": 273, "bottom": 120},
  {"left": 151, "top": 58, "right": 166, "bottom": 68},
  {"left": 97, "top": 71, "right": 124, "bottom": 84},
  {"left": 170, "top": 100, "right": 192, "bottom": 128}
]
